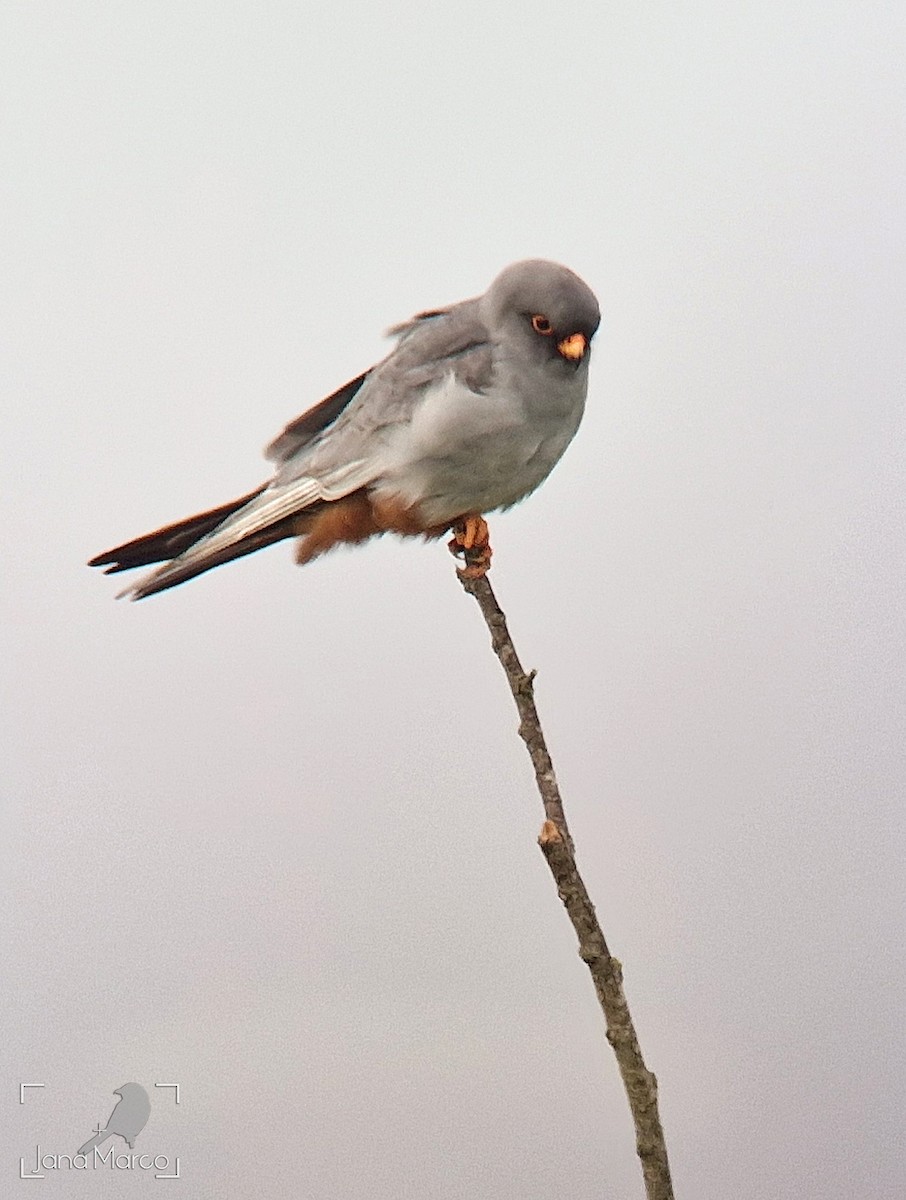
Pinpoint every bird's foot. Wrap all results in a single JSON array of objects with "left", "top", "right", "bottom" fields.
[{"left": 448, "top": 515, "right": 492, "bottom": 579}]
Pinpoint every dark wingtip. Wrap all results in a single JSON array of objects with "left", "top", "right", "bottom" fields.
[
  {"left": 87, "top": 552, "right": 131, "bottom": 574},
  {"left": 89, "top": 484, "right": 295, "bottom": 599}
]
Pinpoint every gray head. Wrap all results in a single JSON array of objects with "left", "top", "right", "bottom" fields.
[{"left": 480, "top": 259, "right": 601, "bottom": 369}]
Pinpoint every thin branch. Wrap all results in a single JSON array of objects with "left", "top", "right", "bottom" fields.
[{"left": 458, "top": 571, "right": 674, "bottom": 1200}]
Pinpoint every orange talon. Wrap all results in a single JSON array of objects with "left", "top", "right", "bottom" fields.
[{"left": 448, "top": 515, "right": 493, "bottom": 577}]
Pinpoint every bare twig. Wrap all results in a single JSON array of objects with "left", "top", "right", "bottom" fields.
[{"left": 459, "top": 571, "right": 674, "bottom": 1200}]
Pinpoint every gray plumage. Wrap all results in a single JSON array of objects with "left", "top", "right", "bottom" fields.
[{"left": 90, "top": 259, "right": 600, "bottom": 598}]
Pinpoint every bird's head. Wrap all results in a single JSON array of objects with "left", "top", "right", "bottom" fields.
[{"left": 482, "top": 259, "right": 601, "bottom": 372}]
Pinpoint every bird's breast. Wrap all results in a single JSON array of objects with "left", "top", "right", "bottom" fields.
[{"left": 373, "top": 370, "right": 585, "bottom": 524}]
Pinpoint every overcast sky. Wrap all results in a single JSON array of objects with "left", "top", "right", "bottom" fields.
[{"left": 2, "top": 2, "right": 905, "bottom": 1197}]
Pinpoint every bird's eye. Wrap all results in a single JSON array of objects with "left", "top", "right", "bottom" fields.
[{"left": 531, "top": 314, "right": 553, "bottom": 335}]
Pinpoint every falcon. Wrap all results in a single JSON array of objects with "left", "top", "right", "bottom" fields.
[{"left": 90, "top": 259, "right": 600, "bottom": 598}]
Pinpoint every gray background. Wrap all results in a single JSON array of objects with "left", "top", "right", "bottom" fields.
[{"left": 3, "top": 2, "right": 904, "bottom": 1197}]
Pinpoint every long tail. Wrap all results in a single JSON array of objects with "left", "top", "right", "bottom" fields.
[
  {"left": 77, "top": 1130, "right": 112, "bottom": 1156},
  {"left": 90, "top": 458, "right": 377, "bottom": 600},
  {"left": 89, "top": 487, "right": 266, "bottom": 573},
  {"left": 88, "top": 486, "right": 301, "bottom": 600}
]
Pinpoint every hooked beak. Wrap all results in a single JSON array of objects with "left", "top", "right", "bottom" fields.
[{"left": 557, "top": 332, "right": 587, "bottom": 362}]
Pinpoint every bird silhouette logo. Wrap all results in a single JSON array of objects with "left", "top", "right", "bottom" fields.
[{"left": 77, "top": 1083, "right": 151, "bottom": 1155}]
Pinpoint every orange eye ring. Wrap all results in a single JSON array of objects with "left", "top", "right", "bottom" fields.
[{"left": 531, "top": 314, "right": 553, "bottom": 335}]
